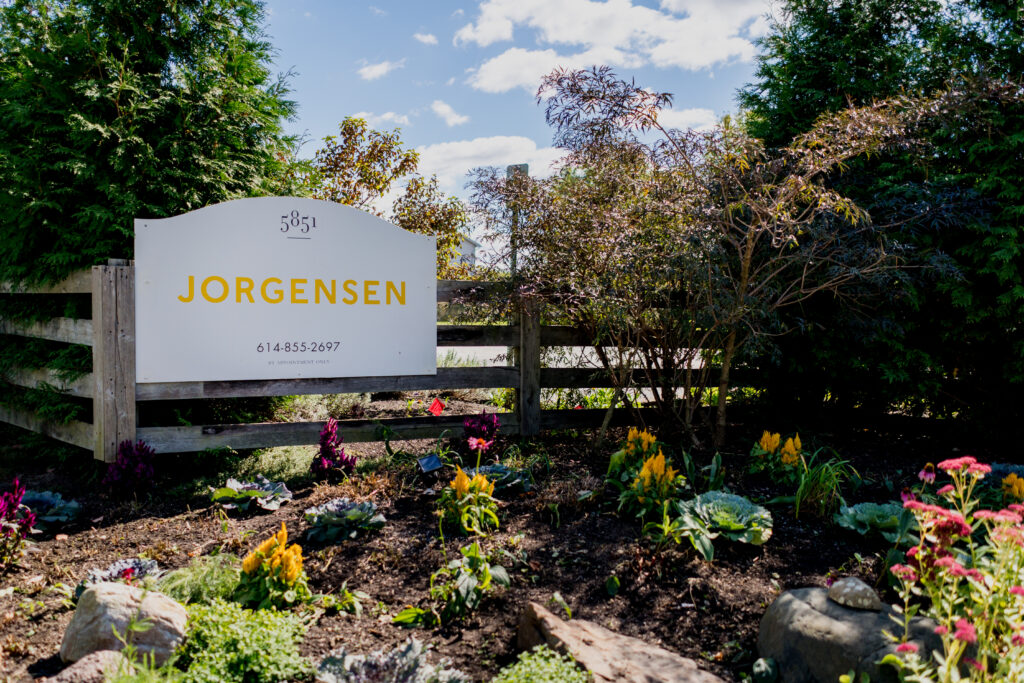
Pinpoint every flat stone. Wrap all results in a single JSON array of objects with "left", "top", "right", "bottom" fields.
[
  {"left": 60, "top": 583, "right": 186, "bottom": 666},
  {"left": 45, "top": 650, "right": 134, "bottom": 683},
  {"left": 518, "top": 601, "right": 726, "bottom": 683},
  {"left": 828, "top": 577, "right": 882, "bottom": 611},
  {"left": 759, "top": 588, "right": 941, "bottom": 683}
]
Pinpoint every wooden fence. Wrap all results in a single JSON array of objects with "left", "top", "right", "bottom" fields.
[{"left": 0, "top": 260, "right": 649, "bottom": 462}]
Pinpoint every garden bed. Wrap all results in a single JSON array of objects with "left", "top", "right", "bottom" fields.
[{"left": 0, "top": 399, "right": 993, "bottom": 682}]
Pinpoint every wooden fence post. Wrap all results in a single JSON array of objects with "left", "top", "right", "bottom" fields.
[
  {"left": 518, "top": 297, "right": 541, "bottom": 436},
  {"left": 92, "top": 261, "right": 136, "bottom": 462}
]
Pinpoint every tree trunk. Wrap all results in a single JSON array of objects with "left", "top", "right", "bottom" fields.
[{"left": 714, "top": 330, "right": 737, "bottom": 448}]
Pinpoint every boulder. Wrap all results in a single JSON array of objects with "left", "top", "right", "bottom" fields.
[
  {"left": 759, "top": 588, "right": 941, "bottom": 683},
  {"left": 59, "top": 583, "right": 187, "bottom": 666},
  {"left": 828, "top": 577, "right": 882, "bottom": 611},
  {"left": 46, "top": 650, "right": 134, "bottom": 683},
  {"left": 518, "top": 601, "right": 726, "bottom": 683}
]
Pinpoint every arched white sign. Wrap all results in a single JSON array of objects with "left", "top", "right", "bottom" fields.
[{"left": 135, "top": 198, "right": 436, "bottom": 383}]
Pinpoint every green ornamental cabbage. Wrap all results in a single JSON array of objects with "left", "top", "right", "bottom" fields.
[
  {"left": 675, "top": 491, "right": 773, "bottom": 561},
  {"left": 834, "top": 501, "right": 915, "bottom": 544},
  {"left": 304, "top": 498, "right": 386, "bottom": 543}
]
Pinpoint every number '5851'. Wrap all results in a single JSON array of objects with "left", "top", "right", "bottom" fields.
[{"left": 280, "top": 209, "right": 317, "bottom": 233}]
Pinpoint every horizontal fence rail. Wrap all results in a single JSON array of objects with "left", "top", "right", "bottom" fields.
[{"left": 1, "top": 264, "right": 735, "bottom": 461}]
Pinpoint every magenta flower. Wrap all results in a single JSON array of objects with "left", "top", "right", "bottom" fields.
[
  {"left": 937, "top": 484, "right": 955, "bottom": 496},
  {"left": 1010, "top": 586, "right": 1024, "bottom": 596},
  {"left": 467, "top": 437, "right": 493, "bottom": 453},
  {"left": 901, "top": 488, "right": 917, "bottom": 504},
  {"left": 896, "top": 642, "right": 918, "bottom": 654},
  {"left": 953, "top": 619, "right": 978, "bottom": 644},
  {"left": 937, "top": 456, "right": 978, "bottom": 472},
  {"left": 918, "top": 463, "right": 936, "bottom": 484}
]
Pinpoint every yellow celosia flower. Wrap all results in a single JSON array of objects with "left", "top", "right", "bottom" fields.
[
  {"left": 243, "top": 522, "right": 291, "bottom": 575},
  {"left": 633, "top": 450, "right": 678, "bottom": 502},
  {"left": 780, "top": 437, "right": 801, "bottom": 467},
  {"left": 470, "top": 473, "right": 495, "bottom": 497},
  {"left": 794, "top": 434, "right": 802, "bottom": 452},
  {"left": 1003, "top": 473, "right": 1024, "bottom": 500},
  {"left": 452, "top": 466, "right": 471, "bottom": 498},
  {"left": 279, "top": 544, "right": 303, "bottom": 584},
  {"left": 450, "top": 466, "right": 494, "bottom": 498},
  {"left": 759, "top": 431, "right": 781, "bottom": 454},
  {"left": 625, "top": 427, "right": 657, "bottom": 457}
]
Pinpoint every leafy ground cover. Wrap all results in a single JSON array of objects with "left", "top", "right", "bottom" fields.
[{"left": 0, "top": 395, "right": 1001, "bottom": 681}]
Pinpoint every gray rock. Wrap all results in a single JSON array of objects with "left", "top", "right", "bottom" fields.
[
  {"left": 759, "top": 588, "right": 941, "bottom": 683},
  {"left": 59, "top": 583, "right": 187, "bottom": 666},
  {"left": 828, "top": 577, "right": 883, "bottom": 611},
  {"left": 46, "top": 650, "right": 134, "bottom": 683},
  {"left": 519, "top": 601, "right": 726, "bottom": 683}
]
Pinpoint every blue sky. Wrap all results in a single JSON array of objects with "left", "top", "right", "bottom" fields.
[{"left": 263, "top": 0, "right": 774, "bottom": 199}]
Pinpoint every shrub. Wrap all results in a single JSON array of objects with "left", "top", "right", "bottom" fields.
[
  {"left": 438, "top": 467, "right": 499, "bottom": 536},
  {"left": 233, "top": 522, "right": 312, "bottom": 609},
  {"left": 490, "top": 645, "right": 590, "bottom": 683},
  {"left": 103, "top": 440, "right": 156, "bottom": 496},
  {"left": 177, "top": 598, "right": 311, "bottom": 683},
  {"left": 886, "top": 456, "right": 1024, "bottom": 681},
  {"left": 304, "top": 498, "right": 386, "bottom": 543},
  {"left": 209, "top": 476, "right": 293, "bottom": 513},
  {"left": 312, "top": 418, "right": 357, "bottom": 481},
  {"left": 0, "top": 478, "right": 36, "bottom": 570},
  {"left": 316, "top": 638, "right": 468, "bottom": 682},
  {"left": 674, "top": 491, "right": 773, "bottom": 561},
  {"left": 157, "top": 554, "right": 240, "bottom": 605}
]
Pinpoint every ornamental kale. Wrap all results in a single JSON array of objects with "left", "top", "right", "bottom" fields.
[
  {"left": 834, "top": 501, "right": 916, "bottom": 544},
  {"left": 304, "top": 498, "right": 386, "bottom": 543},
  {"left": 102, "top": 440, "right": 156, "bottom": 496},
  {"left": 316, "top": 638, "right": 469, "bottom": 683},
  {"left": 0, "top": 478, "right": 36, "bottom": 571},
  {"left": 21, "top": 490, "right": 80, "bottom": 531},
  {"left": 75, "top": 558, "right": 161, "bottom": 599},
  {"left": 674, "top": 491, "right": 773, "bottom": 561},
  {"left": 210, "top": 475, "right": 293, "bottom": 512},
  {"left": 312, "top": 418, "right": 357, "bottom": 480},
  {"left": 463, "top": 411, "right": 499, "bottom": 442}
]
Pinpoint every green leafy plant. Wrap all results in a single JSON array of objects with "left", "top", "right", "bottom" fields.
[
  {"left": 885, "top": 456, "right": 1024, "bottom": 681},
  {"left": 233, "top": 523, "right": 313, "bottom": 610},
  {"left": 679, "top": 451, "right": 724, "bottom": 493},
  {"left": 438, "top": 467, "right": 499, "bottom": 536},
  {"left": 618, "top": 450, "right": 686, "bottom": 520},
  {"left": 794, "top": 456, "right": 860, "bottom": 519},
  {"left": 319, "top": 582, "right": 368, "bottom": 617},
  {"left": 491, "top": 645, "right": 590, "bottom": 683},
  {"left": 156, "top": 553, "right": 240, "bottom": 606},
  {"left": 392, "top": 541, "right": 510, "bottom": 627},
  {"left": 209, "top": 475, "right": 293, "bottom": 513},
  {"left": 316, "top": 638, "right": 468, "bottom": 682},
  {"left": 21, "top": 490, "right": 80, "bottom": 531},
  {"left": 674, "top": 491, "right": 774, "bottom": 561},
  {"left": 606, "top": 427, "right": 660, "bottom": 485},
  {"left": 834, "top": 502, "right": 917, "bottom": 545},
  {"left": 304, "top": 498, "right": 386, "bottom": 543},
  {"left": 177, "top": 598, "right": 311, "bottom": 683}
]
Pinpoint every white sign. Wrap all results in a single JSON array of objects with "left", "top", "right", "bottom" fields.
[{"left": 135, "top": 197, "right": 436, "bottom": 383}]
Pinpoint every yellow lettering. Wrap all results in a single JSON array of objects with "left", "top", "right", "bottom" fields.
[
  {"left": 314, "top": 279, "right": 336, "bottom": 304},
  {"left": 261, "top": 277, "right": 283, "bottom": 304},
  {"left": 290, "top": 278, "right": 308, "bottom": 304},
  {"left": 236, "top": 277, "right": 254, "bottom": 303},
  {"left": 177, "top": 275, "right": 195, "bottom": 303},
  {"left": 386, "top": 280, "right": 406, "bottom": 305},
  {"left": 342, "top": 279, "right": 358, "bottom": 304},
  {"left": 364, "top": 280, "right": 380, "bottom": 305},
  {"left": 201, "top": 276, "right": 229, "bottom": 303}
]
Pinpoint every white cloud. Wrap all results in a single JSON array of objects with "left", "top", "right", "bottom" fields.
[
  {"left": 357, "top": 59, "right": 406, "bottom": 81},
  {"left": 352, "top": 111, "right": 412, "bottom": 128},
  {"left": 456, "top": 0, "right": 770, "bottom": 93},
  {"left": 656, "top": 106, "right": 717, "bottom": 131},
  {"left": 445, "top": 76, "right": 456, "bottom": 86},
  {"left": 414, "top": 32, "right": 438, "bottom": 45},
  {"left": 430, "top": 100, "right": 470, "bottom": 127},
  {"left": 417, "top": 136, "right": 562, "bottom": 192},
  {"left": 369, "top": 5, "right": 387, "bottom": 16}
]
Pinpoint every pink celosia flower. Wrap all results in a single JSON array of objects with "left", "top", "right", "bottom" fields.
[
  {"left": 896, "top": 642, "right": 919, "bottom": 653},
  {"left": 953, "top": 619, "right": 977, "bottom": 644}
]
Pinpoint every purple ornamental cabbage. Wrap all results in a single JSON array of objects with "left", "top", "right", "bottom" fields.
[
  {"left": 311, "top": 418, "right": 357, "bottom": 480},
  {"left": 464, "top": 411, "right": 500, "bottom": 442}
]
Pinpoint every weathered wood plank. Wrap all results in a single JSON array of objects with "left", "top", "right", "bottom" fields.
[
  {"left": 136, "top": 366, "right": 521, "bottom": 401},
  {"left": 2, "top": 367, "right": 93, "bottom": 398},
  {"left": 0, "top": 317, "right": 93, "bottom": 346},
  {"left": 437, "top": 324, "right": 520, "bottom": 346},
  {"left": 0, "top": 270, "right": 93, "bottom": 295},
  {"left": 0, "top": 405, "right": 93, "bottom": 450},
  {"left": 539, "top": 326, "right": 592, "bottom": 346},
  {"left": 518, "top": 299, "right": 541, "bottom": 436},
  {"left": 92, "top": 265, "right": 136, "bottom": 462}
]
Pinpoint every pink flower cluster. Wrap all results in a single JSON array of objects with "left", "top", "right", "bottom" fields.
[{"left": 936, "top": 455, "right": 991, "bottom": 477}]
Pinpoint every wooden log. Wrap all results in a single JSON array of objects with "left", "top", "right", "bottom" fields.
[
  {"left": 136, "top": 366, "right": 521, "bottom": 401},
  {"left": 91, "top": 265, "right": 136, "bottom": 462},
  {"left": 0, "top": 406, "right": 93, "bottom": 450},
  {"left": 0, "top": 270, "right": 92, "bottom": 295},
  {"left": 518, "top": 298, "right": 541, "bottom": 436},
  {"left": 2, "top": 367, "right": 93, "bottom": 398},
  {"left": 0, "top": 317, "right": 93, "bottom": 346}
]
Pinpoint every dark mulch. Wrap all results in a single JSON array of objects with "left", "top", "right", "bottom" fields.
[{"left": 0, "top": 403, "right": 996, "bottom": 682}]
